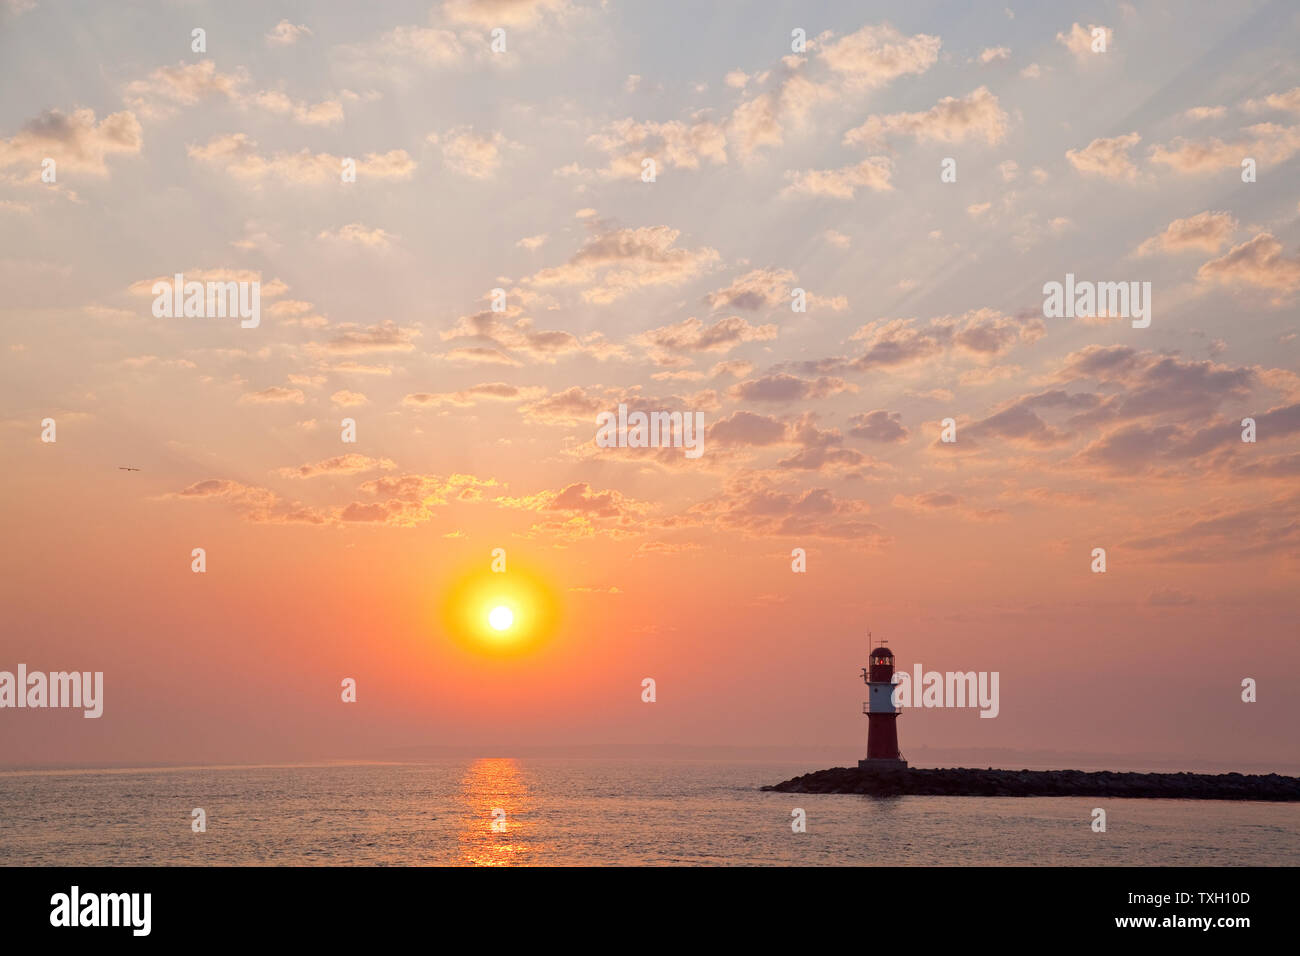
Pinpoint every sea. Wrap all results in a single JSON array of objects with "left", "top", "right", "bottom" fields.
[{"left": 0, "top": 759, "right": 1296, "bottom": 866}]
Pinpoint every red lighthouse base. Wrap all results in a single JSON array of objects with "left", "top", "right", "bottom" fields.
[{"left": 861, "top": 713, "right": 907, "bottom": 770}]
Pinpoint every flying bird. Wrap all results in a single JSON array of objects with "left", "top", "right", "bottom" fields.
[{"left": 118, "top": 466, "right": 141, "bottom": 472}]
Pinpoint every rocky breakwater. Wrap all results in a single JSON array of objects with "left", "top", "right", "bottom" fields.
[{"left": 762, "top": 767, "right": 1300, "bottom": 800}]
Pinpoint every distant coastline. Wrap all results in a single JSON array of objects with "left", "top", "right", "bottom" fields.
[{"left": 763, "top": 767, "right": 1300, "bottom": 801}]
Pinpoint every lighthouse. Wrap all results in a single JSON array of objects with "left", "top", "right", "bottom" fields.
[{"left": 859, "top": 641, "right": 908, "bottom": 770}]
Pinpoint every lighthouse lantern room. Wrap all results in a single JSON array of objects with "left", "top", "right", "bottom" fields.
[{"left": 859, "top": 639, "right": 908, "bottom": 771}]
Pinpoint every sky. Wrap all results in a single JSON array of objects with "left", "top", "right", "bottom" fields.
[{"left": 1, "top": 0, "right": 1298, "bottom": 770}]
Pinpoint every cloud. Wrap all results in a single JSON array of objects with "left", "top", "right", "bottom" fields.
[
  {"left": 276, "top": 454, "right": 394, "bottom": 478},
  {"left": 327, "top": 361, "right": 392, "bottom": 375},
  {"left": 705, "top": 268, "right": 796, "bottom": 311},
  {"left": 439, "top": 346, "right": 523, "bottom": 366},
  {"left": 841, "top": 309, "right": 1044, "bottom": 372},
  {"left": 1136, "top": 211, "right": 1237, "bottom": 256},
  {"left": 239, "top": 386, "right": 305, "bottom": 404},
  {"left": 782, "top": 156, "right": 893, "bottom": 199},
  {"left": 1073, "top": 422, "right": 1197, "bottom": 473},
  {"left": 961, "top": 391, "right": 1093, "bottom": 448},
  {"left": 403, "top": 382, "right": 546, "bottom": 407},
  {"left": 706, "top": 410, "right": 787, "bottom": 447},
  {"left": 569, "top": 36, "right": 903, "bottom": 176},
  {"left": 1066, "top": 132, "right": 1140, "bottom": 181},
  {"left": 119, "top": 355, "right": 196, "bottom": 370},
  {"left": 1078, "top": 415, "right": 1300, "bottom": 489},
  {"left": 266, "top": 20, "right": 312, "bottom": 46},
  {"left": 728, "top": 373, "right": 855, "bottom": 403},
  {"left": 1243, "top": 87, "right": 1300, "bottom": 114},
  {"left": 698, "top": 472, "right": 886, "bottom": 542},
  {"left": 501, "top": 480, "right": 645, "bottom": 518},
  {"left": 124, "top": 61, "right": 247, "bottom": 118},
  {"left": 655, "top": 27, "right": 940, "bottom": 170},
  {"left": 188, "top": 133, "right": 414, "bottom": 184},
  {"left": 339, "top": 26, "right": 467, "bottom": 75},
  {"left": 637, "top": 315, "right": 777, "bottom": 362},
  {"left": 848, "top": 410, "right": 909, "bottom": 443},
  {"left": 1197, "top": 233, "right": 1300, "bottom": 294},
  {"left": 710, "top": 359, "right": 754, "bottom": 379},
  {"left": 979, "top": 46, "right": 1010, "bottom": 63},
  {"left": 1123, "top": 498, "right": 1300, "bottom": 562},
  {"left": 949, "top": 378, "right": 1288, "bottom": 480},
  {"left": 127, "top": 268, "right": 288, "bottom": 299},
  {"left": 1185, "top": 106, "right": 1227, "bottom": 121},
  {"left": 495, "top": 480, "right": 650, "bottom": 539},
  {"left": 317, "top": 223, "right": 396, "bottom": 249},
  {"left": 440, "top": 301, "right": 622, "bottom": 363},
  {"left": 519, "top": 384, "right": 718, "bottom": 429},
  {"left": 1149, "top": 123, "right": 1300, "bottom": 173},
  {"left": 125, "top": 61, "right": 341, "bottom": 125},
  {"left": 959, "top": 364, "right": 1022, "bottom": 386},
  {"left": 434, "top": 126, "right": 518, "bottom": 179},
  {"left": 843, "top": 87, "right": 1008, "bottom": 147},
  {"left": 517, "top": 234, "right": 547, "bottom": 250},
  {"left": 818, "top": 23, "right": 941, "bottom": 87},
  {"left": 245, "top": 90, "right": 343, "bottom": 126},
  {"left": 574, "top": 116, "right": 727, "bottom": 178},
  {"left": 330, "top": 390, "right": 368, "bottom": 407},
  {"left": 443, "top": 0, "right": 571, "bottom": 28},
  {"left": 0, "top": 108, "right": 141, "bottom": 178},
  {"left": 893, "top": 491, "right": 1005, "bottom": 521},
  {"left": 1056, "top": 22, "right": 1112, "bottom": 59},
  {"left": 726, "top": 67, "right": 833, "bottom": 161},
  {"left": 527, "top": 225, "right": 719, "bottom": 303},
  {"left": 776, "top": 415, "right": 872, "bottom": 472},
  {"left": 165, "top": 478, "right": 328, "bottom": 525},
  {"left": 1053, "top": 346, "right": 1255, "bottom": 425},
  {"left": 342, "top": 473, "right": 502, "bottom": 528},
  {"left": 518, "top": 385, "right": 609, "bottom": 423},
  {"left": 319, "top": 321, "right": 419, "bottom": 354}
]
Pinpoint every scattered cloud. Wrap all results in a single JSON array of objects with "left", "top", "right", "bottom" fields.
[
  {"left": 1066, "top": 132, "right": 1140, "bottom": 181},
  {"left": 1136, "top": 211, "right": 1237, "bottom": 256}
]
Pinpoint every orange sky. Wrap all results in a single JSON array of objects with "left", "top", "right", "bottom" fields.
[{"left": 2, "top": 1, "right": 1298, "bottom": 769}]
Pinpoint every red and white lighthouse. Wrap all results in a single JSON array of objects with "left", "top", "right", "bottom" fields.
[{"left": 860, "top": 641, "right": 908, "bottom": 770}]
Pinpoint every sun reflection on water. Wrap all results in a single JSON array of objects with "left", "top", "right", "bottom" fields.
[{"left": 457, "top": 758, "right": 543, "bottom": 866}]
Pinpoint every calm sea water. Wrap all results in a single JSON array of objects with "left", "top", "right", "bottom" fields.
[{"left": 0, "top": 759, "right": 1296, "bottom": 866}]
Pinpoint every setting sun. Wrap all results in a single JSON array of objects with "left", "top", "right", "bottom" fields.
[{"left": 437, "top": 561, "right": 561, "bottom": 656}]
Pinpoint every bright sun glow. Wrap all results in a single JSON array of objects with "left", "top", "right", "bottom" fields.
[{"left": 438, "top": 562, "right": 559, "bottom": 656}]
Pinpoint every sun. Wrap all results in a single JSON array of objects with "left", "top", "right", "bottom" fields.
[{"left": 438, "top": 561, "right": 561, "bottom": 656}]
